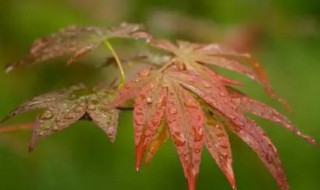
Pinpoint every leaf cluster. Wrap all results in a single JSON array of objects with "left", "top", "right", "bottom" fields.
[{"left": 1, "top": 22, "right": 317, "bottom": 190}]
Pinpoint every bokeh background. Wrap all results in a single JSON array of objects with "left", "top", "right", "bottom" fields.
[{"left": 0, "top": 0, "right": 319, "bottom": 190}]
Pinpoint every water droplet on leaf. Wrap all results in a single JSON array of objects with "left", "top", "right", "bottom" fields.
[
  {"left": 40, "top": 110, "right": 53, "bottom": 120},
  {"left": 146, "top": 97, "right": 152, "bottom": 104},
  {"left": 168, "top": 107, "right": 177, "bottom": 114}
]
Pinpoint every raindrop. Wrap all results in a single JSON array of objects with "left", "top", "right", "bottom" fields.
[
  {"left": 184, "top": 99, "right": 197, "bottom": 108},
  {"left": 229, "top": 115, "right": 236, "bottom": 120},
  {"left": 202, "top": 81, "right": 211, "bottom": 88},
  {"left": 65, "top": 113, "right": 76, "bottom": 119},
  {"left": 74, "top": 105, "right": 85, "bottom": 113},
  {"left": 40, "top": 110, "right": 53, "bottom": 120},
  {"left": 175, "top": 137, "right": 186, "bottom": 147},
  {"left": 52, "top": 126, "right": 59, "bottom": 131},
  {"left": 219, "top": 91, "right": 226, "bottom": 97},
  {"left": 39, "top": 131, "right": 45, "bottom": 136},
  {"left": 183, "top": 156, "right": 190, "bottom": 164},
  {"left": 40, "top": 125, "right": 49, "bottom": 130},
  {"left": 168, "top": 107, "right": 177, "bottom": 114},
  {"left": 151, "top": 118, "right": 159, "bottom": 126},
  {"left": 238, "top": 121, "right": 245, "bottom": 127},
  {"left": 146, "top": 97, "right": 152, "bottom": 104},
  {"left": 138, "top": 70, "right": 150, "bottom": 77},
  {"left": 194, "top": 132, "right": 203, "bottom": 142},
  {"left": 88, "top": 104, "right": 96, "bottom": 110}
]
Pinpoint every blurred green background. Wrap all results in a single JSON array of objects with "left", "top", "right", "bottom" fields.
[{"left": 0, "top": 0, "right": 319, "bottom": 190}]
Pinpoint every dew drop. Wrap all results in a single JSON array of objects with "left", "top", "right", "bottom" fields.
[
  {"left": 194, "top": 132, "right": 203, "bottom": 142},
  {"left": 202, "top": 81, "right": 211, "bottom": 88},
  {"left": 79, "top": 102, "right": 86, "bottom": 107},
  {"left": 184, "top": 99, "right": 197, "bottom": 108},
  {"left": 220, "top": 91, "right": 226, "bottom": 97},
  {"left": 238, "top": 121, "right": 245, "bottom": 127},
  {"left": 40, "top": 110, "right": 53, "bottom": 120},
  {"left": 40, "top": 125, "right": 49, "bottom": 130},
  {"left": 39, "top": 131, "right": 45, "bottom": 136},
  {"left": 151, "top": 118, "right": 159, "bottom": 126},
  {"left": 74, "top": 106, "right": 85, "bottom": 113},
  {"left": 52, "top": 126, "right": 59, "bottom": 131},
  {"left": 139, "top": 70, "right": 150, "bottom": 77},
  {"left": 88, "top": 104, "right": 96, "bottom": 110},
  {"left": 229, "top": 115, "right": 236, "bottom": 120},
  {"left": 183, "top": 156, "right": 190, "bottom": 164},
  {"left": 168, "top": 107, "right": 177, "bottom": 115},
  {"left": 65, "top": 113, "right": 76, "bottom": 119},
  {"left": 146, "top": 97, "right": 152, "bottom": 104},
  {"left": 175, "top": 137, "right": 186, "bottom": 147}
]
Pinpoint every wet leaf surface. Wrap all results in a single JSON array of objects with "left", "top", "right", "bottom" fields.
[
  {"left": 109, "top": 38, "right": 317, "bottom": 190},
  {"left": 6, "top": 23, "right": 151, "bottom": 72},
  {"left": 2, "top": 23, "right": 317, "bottom": 190},
  {"left": 2, "top": 84, "right": 120, "bottom": 151}
]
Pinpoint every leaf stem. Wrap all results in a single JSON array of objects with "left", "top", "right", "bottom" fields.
[
  {"left": 0, "top": 123, "right": 34, "bottom": 133},
  {"left": 104, "top": 40, "right": 126, "bottom": 89},
  {"left": 158, "top": 59, "right": 174, "bottom": 73}
]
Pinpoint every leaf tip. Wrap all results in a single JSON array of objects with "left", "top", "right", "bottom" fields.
[
  {"left": 310, "top": 138, "right": 320, "bottom": 148},
  {"left": 290, "top": 128, "right": 318, "bottom": 147},
  {"left": 226, "top": 171, "right": 237, "bottom": 190},
  {"left": 5, "top": 65, "right": 14, "bottom": 73},
  {"left": 28, "top": 143, "right": 35, "bottom": 153},
  {"left": 109, "top": 137, "right": 116, "bottom": 143},
  {"left": 186, "top": 171, "right": 197, "bottom": 190},
  {"left": 135, "top": 144, "right": 146, "bottom": 172}
]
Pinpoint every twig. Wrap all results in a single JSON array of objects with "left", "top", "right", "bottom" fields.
[
  {"left": 0, "top": 123, "right": 34, "bottom": 133},
  {"left": 104, "top": 40, "right": 126, "bottom": 89}
]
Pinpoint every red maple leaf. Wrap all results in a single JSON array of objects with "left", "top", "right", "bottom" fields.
[{"left": 108, "top": 39, "right": 317, "bottom": 190}]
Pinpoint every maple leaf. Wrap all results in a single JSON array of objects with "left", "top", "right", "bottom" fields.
[
  {"left": 5, "top": 23, "right": 151, "bottom": 73},
  {"left": 2, "top": 22, "right": 317, "bottom": 190},
  {"left": 109, "top": 68, "right": 206, "bottom": 190},
  {"left": 2, "top": 84, "right": 119, "bottom": 151},
  {"left": 149, "top": 39, "right": 289, "bottom": 107},
  {"left": 108, "top": 38, "right": 317, "bottom": 190}
]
